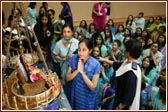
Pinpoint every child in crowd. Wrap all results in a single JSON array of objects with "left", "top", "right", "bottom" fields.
[
  {"left": 92, "top": 46, "right": 102, "bottom": 60},
  {"left": 106, "top": 19, "right": 117, "bottom": 35},
  {"left": 94, "top": 33, "right": 108, "bottom": 57},
  {"left": 73, "top": 31, "right": 79, "bottom": 39},
  {"left": 103, "top": 27, "right": 114, "bottom": 51}
]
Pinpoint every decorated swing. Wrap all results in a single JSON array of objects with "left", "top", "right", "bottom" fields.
[{"left": 2, "top": 2, "right": 61, "bottom": 110}]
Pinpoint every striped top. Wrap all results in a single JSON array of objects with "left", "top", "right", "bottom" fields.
[{"left": 68, "top": 54, "right": 101, "bottom": 110}]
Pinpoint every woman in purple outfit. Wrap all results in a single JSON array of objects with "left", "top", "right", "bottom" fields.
[{"left": 60, "top": 2, "right": 73, "bottom": 27}]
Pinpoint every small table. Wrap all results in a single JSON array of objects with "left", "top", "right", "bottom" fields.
[
  {"left": 58, "top": 88, "right": 72, "bottom": 110},
  {"left": 42, "top": 87, "right": 72, "bottom": 110}
]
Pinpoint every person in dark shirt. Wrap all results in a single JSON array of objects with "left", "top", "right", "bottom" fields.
[
  {"left": 99, "top": 39, "right": 142, "bottom": 110},
  {"left": 34, "top": 12, "right": 53, "bottom": 62}
]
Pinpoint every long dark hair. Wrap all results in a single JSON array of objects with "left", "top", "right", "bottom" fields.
[
  {"left": 126, "top": 14, "right": 134, "bottom": 26},
  {"left": 104, "top": 27, "right": 113, "bottom": 43},
  {"left": 39, "top": 12, "right": 52, "bottom": 28},
  {"left": 107, "top": 19, "right": 115, "bottom": 27},
  {"left": 157, "top": 34, "right": 166, "bottom": 51},
  {"left": 88, "top": 23, "right": 96, "bottom": 33},
  {"left": 79, "top": 20, "right": 87, "bottom": 30},
  {"left": 134, "top": 27, "right": 142, "bottom": 37},
  {"left": 142, "top": 57, "right": 156, "bottom": 76},
  {"left": 28, "top": 2, "right": 36, "bottom": 9},
  {"left": 94, "top": 32, "right": 105, "bottom": 46},
  {"left": 145, "top": 16, "right": 154, "bottom": 28},
  {"left": 92, "top": 46, "right": 102, "bottom": 58},
  {"left": 115, "top": 24, "right": 124, "bottom": 34},
  {"left": 124, "top": 28, "right": 131, "bottom": 37}
]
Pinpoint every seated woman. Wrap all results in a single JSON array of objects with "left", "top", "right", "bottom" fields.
[
  {"left": 102, "top": 26, "right": 114, "bottom": 51},
  {"left": 88, "top": 23, "right": 97, "bottom": 38},
  {"left": 100, "top": 60, "right": 115, "bottom": 110},
  {"left": 141, "top": 57, "right": 158, "bottom": 86},
  {"left": 141, "top": 42, "right": 163, "bottom": 72},
  {"left": 106, "top": 19, "right": 117, "bottom": 35},
  {"left": 152, "top": 81, "right": 166, "bottom": 110},
  {"left": 146, "top": 67, "right": 166, "bottom": 110},
  {"left": 124, "top": 14, "right": 137, "bottom": 34},
  {"left": 131, "top": 27, "right": 142, "bottom": 40},
  {"left": 97, "top": 57, "right": 114, "bottom": 104},
  {"left": 76, "top": 20, "right": 89, "bottom": 38}
]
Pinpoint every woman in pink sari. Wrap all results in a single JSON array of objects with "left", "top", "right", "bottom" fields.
[{"left": 92, "top": 2, "right": 107, "bottom": 32}]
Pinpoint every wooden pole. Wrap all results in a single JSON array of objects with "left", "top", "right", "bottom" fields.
[
  {"left": 5, "top": 94, "right": 10, "bottom": 107},
  {"left": 13, "top": 96, "right": 18, "bottom": 109},
  {"left": 19, "top": 2, "right": 34, "bottom": 59},
  {"left": 2, "top": 3, "right": 17, "bottom": 81},
  {"left": 24, "top": 97, "right": 28, "bottom": 109},
  {"left": 35, "top": 96, "right": 38, "bottom": 107},
  {"left": 5, "top": 79, "right": 9, "bottom": 94},
  {"left": 20, "top": 2, "right": 51, "bottom": 79}
]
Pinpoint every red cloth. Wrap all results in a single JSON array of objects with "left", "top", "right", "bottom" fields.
[{"left": 92, "top": 2, "right": 107, "bottom": 32}]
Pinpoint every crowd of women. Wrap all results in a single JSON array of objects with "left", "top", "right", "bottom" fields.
[{"left": 2, "top": 2, "right": 166, "bottom": 110}]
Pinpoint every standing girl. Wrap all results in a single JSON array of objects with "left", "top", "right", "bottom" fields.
[
  {"left": 34, "top": 12, "right": 53, "bottom": 62},
  {"left": 66, "top": 38, "right": 101, "bottom": 110}
]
